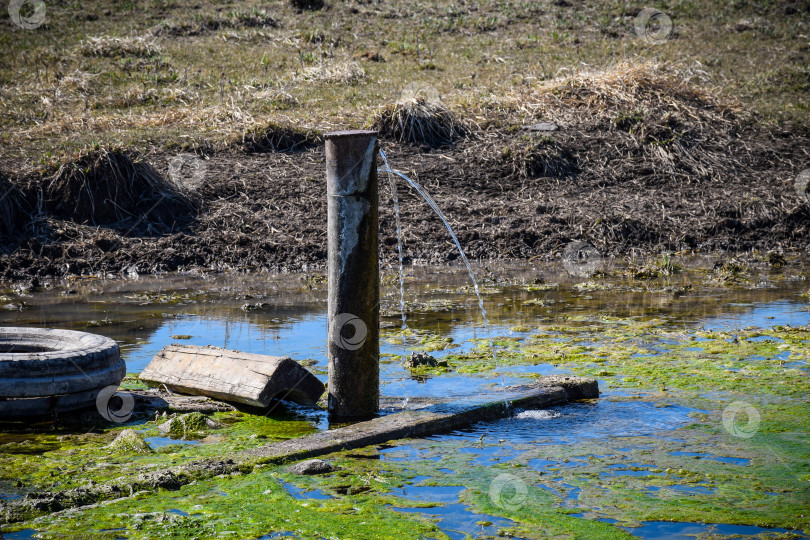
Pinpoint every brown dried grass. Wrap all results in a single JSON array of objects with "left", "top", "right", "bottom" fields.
[
  {"left": 239, "top": 121, "right": 322, "bottom": 153},
  {"left": 46, "top": 148, "right": 196, "bottom": 234},
  {"left": 79, "top": 35, "right": 162, "bottom": 58},
  {"left": 513, "top": 62, "right": 740, "bottom": 123},
  {"left": 489, "top": 62, "right": 751, "bottom": 185},
  {"left": 298, "top": 60, "right": 365, "bottom": 85},
  {"left": 373, "top": 97, "right": 469, "bottom": 147}
]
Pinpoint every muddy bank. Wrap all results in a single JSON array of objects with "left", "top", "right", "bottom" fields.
[{"left": 0, "top": 123, "right": 808, "bottom": 285}]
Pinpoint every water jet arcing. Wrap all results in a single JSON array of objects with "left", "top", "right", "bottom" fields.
[{"left": 378, "top": 150, "right": 498, "bottom": 369}]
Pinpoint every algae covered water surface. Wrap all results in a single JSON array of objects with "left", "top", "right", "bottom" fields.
[{"left": 0, "top": 259, "right": 808, "bottom": 539}]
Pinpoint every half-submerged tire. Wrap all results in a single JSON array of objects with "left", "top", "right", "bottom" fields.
[{"left": 0, "top": 327, "right": 124, "bottom": 418}]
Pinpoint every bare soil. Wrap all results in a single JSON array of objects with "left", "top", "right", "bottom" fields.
[{"left": 1, "top": 121, "right": 808, "bottom": 285}]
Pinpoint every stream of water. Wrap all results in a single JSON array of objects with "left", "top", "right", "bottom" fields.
[{"left": 378, "top": 149, "right": 505, "bottom": 397}]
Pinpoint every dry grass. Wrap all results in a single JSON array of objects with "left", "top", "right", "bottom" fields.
[
  {"left": 79, "top": 35, "right": 163, "bottom": 58},
  {"left": 298, "top": 60, "right": 365, "bottom": 85},
  {"left": 0, "top": 0, "right": 810, "bottom": 174},
  {"left": 503, "top": 135, "right": 578, "bottom": 179},
  {"left": 46, "top": 148, "right": 196, "bottom": 233},
  {"left": 239, "top": 121, "right": 321, "bottom": 153},
  {"left": 373, "top": 97, "right": 469, "bottom": 147},
  {"left": 1, "top": 0, "right": 805, "bottom": 173},
  {"left": 252, "top": 87, "right": 299, "bottom": 109},
  {"left": 493, "top": 62, "right": 750, "bottom": 183},
  {"left": 151, "top": 8, "right": 279, "bottom": 36},
  {"left": 511, "top": 62, "right": 740, "bottom": 123},
  {"left": 100, "top": 87, "right": 200, "bottom": 109}
]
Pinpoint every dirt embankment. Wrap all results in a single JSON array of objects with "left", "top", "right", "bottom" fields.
[{"left": 0, "top": 65, "right": 808, "bottom": 285}]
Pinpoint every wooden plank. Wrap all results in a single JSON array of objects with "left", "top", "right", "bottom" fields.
[
  {"left": 139, "top": 345, "right": 325, "bottom": 407},
  {"left": 246, "top": 376, "right": 598, "bottom": 463}
]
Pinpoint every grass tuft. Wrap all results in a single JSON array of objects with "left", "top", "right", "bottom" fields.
[
  {"left": 497, "top": 62, "right": 752, "bottom": 185},
  {"left": 503, "top": 135, "right": 578, "bottom": 178},
  {"left": 511, "top": 62, "right": 740, "bottom": 124},
  {"left": 298, "top": 60, "right": 365, "bottom": 85},
  {"left": 373, "top": 97, "right": 469, "bottom": 147},
  {"left": 239, "top": 122, "right": 322, "bottom": 153},
  {"left": 46, "top": 148, "right": 196, "bottom": 233}
]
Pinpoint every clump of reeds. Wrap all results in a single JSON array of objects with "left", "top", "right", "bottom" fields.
[
  {"left": 497, "top": 62, "right": 748, "bottom": 185},
  {"left": 0, "top": 173, "right": 29, "bottom": 241},
  {"left": 239, "top": 121, "right": 322, "bottom": 153},
  {"left": 46, "top": 148, "right": 196, "bottom": 233},
  {"left": 373, "top": 96, "right": 468, "bottom": 147}
]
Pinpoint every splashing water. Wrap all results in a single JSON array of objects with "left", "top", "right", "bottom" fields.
[
  {"left": 378, "top": 149, "right": 504, "bottom": 397},
  {"left": 514, "top": 409, "right": 561, "bottom": 421}
]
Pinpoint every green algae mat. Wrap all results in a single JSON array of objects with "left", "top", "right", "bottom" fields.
[{"left": 1, "top": 262, "right": 809, "bottom": 539}]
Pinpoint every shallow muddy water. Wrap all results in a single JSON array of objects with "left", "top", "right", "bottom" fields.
[
  {"left": 1, "top": 261, "right": 809, "bottom": 539},
  {"left": 1, "top": 262, "right": 807, "bottom": 395}
]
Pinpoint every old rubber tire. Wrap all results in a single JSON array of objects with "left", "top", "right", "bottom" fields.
[{"left": 0, "top": 327, "right": 125, "bottom": 417}]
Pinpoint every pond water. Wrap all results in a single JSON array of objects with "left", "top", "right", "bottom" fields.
[
  {"left": 1, "top": 261, "right": 808, "bottom": 539},
  {"left": 2, "top": 262, "right": 807, "bottom": 397}
]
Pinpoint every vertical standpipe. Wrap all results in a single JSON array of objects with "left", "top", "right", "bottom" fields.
[{"left": 325, "top": 130, "right": 380, "bottom": 418}]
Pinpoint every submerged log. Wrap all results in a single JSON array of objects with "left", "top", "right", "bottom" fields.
[{"left": 139, "top": 345, "right": 325, "bottom": 407}]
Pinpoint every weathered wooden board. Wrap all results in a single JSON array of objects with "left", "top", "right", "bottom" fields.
[
  {"left": 139, "top": 345, "right": 325, "bottom": 407},
  {"left": 246, "top": 375, "right": 599, "bottom": 463}
]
